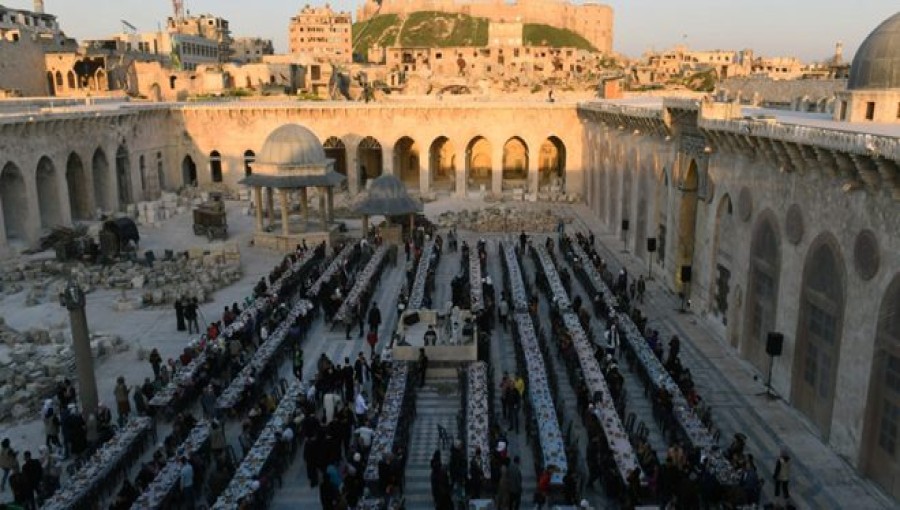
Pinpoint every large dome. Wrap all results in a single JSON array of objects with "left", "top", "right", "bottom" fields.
[
  {"left": 257, "top": 124, "right": 326, "bottom": 167},
  {"left": 848, "top": 12, "right": 900, "bottom": 90}
]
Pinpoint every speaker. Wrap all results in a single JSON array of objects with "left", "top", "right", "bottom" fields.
[
  {"left": 621, "top": 220, "right": 630, "bottom": 231},
  {"left": 647, "top": 238, "right": 657, "bottom": 253},
  {"left": 680, "top": 265, "right": 692, "bottom": 283},
  {"left": 766, "top": 333, "right": 784, "bottom": 357}
]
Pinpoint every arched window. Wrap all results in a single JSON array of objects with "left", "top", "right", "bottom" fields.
[
  {"left": 209, "top": 150, "right": 223, "bottom": 183},
  {"left": 743, "top": 214, "right": 780, "bottom": 372},
  {"left": 243, "top": 150, "right": 255, "bottom": 177}
]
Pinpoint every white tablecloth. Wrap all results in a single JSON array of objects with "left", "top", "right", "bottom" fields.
[
  {"left": 409, "top": 240, "right": 436, "bottom": 310},
  {"left": 364, "top": 362, "right": 412, "bottom": 483},
  {"left": 335, "top": 245, "right": 389, "bottom": 324}
]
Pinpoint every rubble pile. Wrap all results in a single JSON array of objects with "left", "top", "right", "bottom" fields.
[
  {"left": 0, "top": 325, "right": 129, "bottom": 422},
  {"left": 435, "top": 207, "right": 570, "bottom": 233},
  {"left": 0, "top": 242, "right": 243, "bottom": 307}
]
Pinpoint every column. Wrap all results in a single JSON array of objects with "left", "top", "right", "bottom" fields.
[
  {"left": 456, "top": 147, "right": 468, "bottom": 198},
  {"left": 527, "top": 149, "right": 539, "bottom": 195},
  {"left": 492, "top": 144, "right": 503, "bottom": 195},
  {"left": 420, "top": 157, "right": 431, "bottom": 194},
  {"left": 280, "top": 189, "right": 290, "bottom": 236},
  {"left": 382, "top": 145, "right": 394, "bottom": 177},
  {"left": 319, "top": 186, "right": 327, "bottom": 229},
  {"left": 347, "top": 144, "right": 360, "bottom": 195},
  {"left": 253, "top": 186, "right": 264, "bottom": 231},
  {"left": 362, "top": 215, "right": 369, "bottom": 238},
  {"left": 61, "top": 281, "right": 98, "bottom": 420},
  {"left": 326, "top": 187, "right": 334, "bottom": 223},
  {"left": 300, "top": 187, "right": 309, "bottom": 228},
  {"left": 265, "top": 187, "right": 275, "bottom": 227}
]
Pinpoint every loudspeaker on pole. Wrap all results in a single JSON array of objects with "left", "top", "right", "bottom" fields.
[
  {"left": 766, "top": 332, "right": 784, "bottom": 357},
  {"left": 680, "top": 265, "right": 692, "bottom": 283},
  {"left": 647, "top": 237, "right": 657, "bottom": 252}
]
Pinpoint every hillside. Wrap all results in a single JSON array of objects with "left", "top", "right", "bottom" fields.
[
  {"left": 352, "top": 12, "right": 594, "bottom": 61},
  {"left": 523, "top": 23, "right": 596, "bottom": 52}
]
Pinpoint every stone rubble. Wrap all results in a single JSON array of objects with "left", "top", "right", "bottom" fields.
[
  {"left": 0, "top": 325, "right": 130, "bottom": 422},
  {"left": 435, "top": 207, "right": 573, "bottom": 233}
]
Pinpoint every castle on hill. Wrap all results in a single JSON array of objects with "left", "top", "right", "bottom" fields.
[{"left": 356, "top": 0, "right": 614, "bottom": 54}]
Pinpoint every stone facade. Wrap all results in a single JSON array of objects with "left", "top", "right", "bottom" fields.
[
  {"left": 288, "top": 4, "right": 352, "bottom": 64},
  {"left": 232, "top": 37, "right": 275, "bottom": 63},
  {"left": 357, "top": 0, "right": 613, "bottom": 55}
]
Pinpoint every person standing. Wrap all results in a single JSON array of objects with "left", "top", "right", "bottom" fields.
[
  {"left": 293, "top": 348, "right": 304, "bottom": 381},
  {"left": 418, "top": 348, "right": 428, "bottom": 387},
  {"left": 179, "top": 456, "right": 195, "bottom": 510},
  {"left": 148, "top": 348, "right": 162, "bottom": 380},
  {"left": 184, "top": 299, "right": 199, "bottom": 335},
  {"left": 367, "top": 304, "right": 382, "bottom": 336},
  {"left": 773, "top": 450, "right": 791, "bottom": 502},
  {"left": 175, "top": 297, "right": 186, "bottom": 332},
  {"left": 43, "top": 405, "right": 61, "bottom": 453},
  {"left": 498, "top": 296, "right": 509, "bottom": 331},
  {"left": 0, "top": 438, "right": 19, "bottom": 492},
  {"left": 468, "top": 448, "right": 484, "bottom": 499},
  {"left": 637, "top": 275, "right": 646, "bottom": 304},
  {"left": 20, "top": 451, "right": 41, "bottom": 510},
  {"left": 114, "top": 377, "right": 130, "bottom": 427},
  {"left": 354, "top": 391, "right": 368, "bottom": 425},
  {"left": 507, "top": 456, "right": 523, "bottom": 510}
]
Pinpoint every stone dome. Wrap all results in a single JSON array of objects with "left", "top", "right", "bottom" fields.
[
  {"left": 848, "top": 12, "right": 900, "bottom": 90},
  {"left": 353, "top": 175, "right": 423, "bottom": 216},
  {"left": 257, "top": 124, "right": 326, "bottom": 167}
]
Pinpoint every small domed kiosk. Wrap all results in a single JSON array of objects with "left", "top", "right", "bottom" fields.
[
  {"left": 352, "top": 175, "right": 423, "bottom": 241},
  {"left": 241, "top": 124, "right": 346, "bottom": 250}
]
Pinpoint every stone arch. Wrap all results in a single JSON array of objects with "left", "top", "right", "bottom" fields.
[
  {"left": 607, "top": 159, "right": 619, "bottom": 230},
  {"left": 466, "top": 136, "right": 492, "bottom": 192},
  {"left": 66, "top": 71, "right": 76, "bottom": 90},
  {"left": 357, "top": 136, "right": 383, "bottom": 189},
  {"left": 676, "top": 159, "right": 700, "bottom": 288},
  {"left": 92, "top": 148, "right": 112, "bottom": 212},
  {"left": 791, "top": 232, "right": 846, "bottom": 439},
  {"left": 66, "top": 152, "right": 91, "bottom": 220},
  {"left": 394, "top": 136, "right": 420, "bottom": 190},
  {"left": 156, "top": 152, "right": 165, "bottom": 192},
  {"left": 46, "top": 72, "right": 55, "bottom": 96},
  {"left": 742, "top": 211, "right": 781, "bottom": 372},
  {"left": 862, "top": 273, "right": 900, "bottom": 498},
  {"left": 0, "top": 163, "right": 29, "bottom": 241},
  {"left": 94, "top": 69, "right": 106, "bottom": 90},
  {"left": 115, "top": 145, "right": 132, "bottom": 207},
  {"left": 538, "top": 136, "right": 565, "bottom": 192},
  {"left": 502, "top": 137, "right": 528, "bottom": 191},
  {"left": 429, "top": 136, "right": 456, "bottom": 192},
  {"left": 182, "top": 155, "right": 197, "bottom": 187},
  {"left": 709, "top": 194, "right": 735, "bottom": 324},
  {"left": 36, "top": 157, "right": 62, "bottom": 229},
  {"left": 622, "top": 152, "right": 635, "bottom": 236},
  {"left": 54, "top": 71, "right": 62, "bottom": 88},
  {"left": 149, "top": 83, "right": 162, "bottom": 102},
  {"left": 209, "top": 150, "right": 223, "bottom": 183},
  {"left": 655, "top": 167, "right": 669, "bottom": 268},
  {"left": 243, "top": 150, "right": 256, "bottom": 177},
  {"left": 322, "top": 137, "right": 346, "bottom": 178}
]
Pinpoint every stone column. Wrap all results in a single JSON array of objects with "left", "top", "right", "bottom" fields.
[
  {"left": 326, "top": 187, "right": 334, "bottom": 223},
  {"left": 253, "top": 186, "right": 264, "bottom": 231},
  {"left": 362, "top": 215, "right": 369, "bottom": 238},
  {"left": 60, "top": 280, "right": 98, "bottom": 420},
  {"left": 456, "top": 147, "right": 468, "bottom": 198},
  {"left": 300, "top": 187, "right": 309, "bottom": 228},
  {"left": 319, "top": 187, "right": 327, "bottom": 229},
  {"left": 528, "top": 148, "right": 539, "bottom": 194},
  {"left": 280, "top": 189, "right": 290, "bottom": 236},
  {"left": 265, "top": 187, "right": 275, "bottom": 227},
  {"left": 382, "top": 145, "right": 394, "bottom": 177},
  {"left": 420, "top": 155, "right": 431, "bottom": 194},
  {"left": 492, "top": 144, "right": 503, "bottom": 195},
  {"left": 347, "top": 144, "right": 360, "bottom": 196}
]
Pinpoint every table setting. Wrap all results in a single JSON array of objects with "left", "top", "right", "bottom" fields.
[
  {"left": 408, "top": 240, "right": 436, "bottom": 310},
  {"left": 466, "top": 362, "right": 491, "bottom": 474},
  {"left": 212, "top": 382, "right": 305, "bottom": 509},
  {"left": 308, "top": 241, "right": 356, "bottom": 298},
  {"left": 42, "top": 417, "right": 154, "bottom": 510},
  {"left": 501, "top": 243, "right": 529, "bottom": 313},
  {"left": 469, "top": 248, "right": 484, "bottom": 313},
  {"left": 335, "top": 245, "right": 389, "bottom": 324},
  {"left": 533, "top": 245, "right": 571, "bottom": 310},
  {"left": 131, "top": 421, "right": 211, "bottom": 510},
  {"left": 364, "top": 362, "right": 411, "bottom": 484}
]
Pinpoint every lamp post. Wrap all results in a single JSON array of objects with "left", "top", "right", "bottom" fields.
[{"left": 59, "top": 279, "right": 98, "bottom": 419}]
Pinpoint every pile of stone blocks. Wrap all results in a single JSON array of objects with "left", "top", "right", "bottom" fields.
[
  {"left": 0, "top": 326, "right": 128, "bottom": 422},
  {"left": 129, "top": 192, "right": 190, "bottom": 227},
  {"left": 436, "top": 207, "right": 566, "bottom": 233}
]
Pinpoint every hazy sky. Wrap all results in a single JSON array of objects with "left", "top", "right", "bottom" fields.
[{"left": 7, "top": 0, "right": 898, "bottom": 61}]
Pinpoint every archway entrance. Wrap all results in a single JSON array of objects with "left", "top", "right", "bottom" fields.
[
  {"left": 743, "top": 215, "right": 780, "bottom": 372},
  {"left": 209, "top": 150, "right": 223, "bottom": 183},
  {"left": 243, "top": 150, "right": 256, "bottom": 177},
  {"left": 394, "top": 136, "right": 420, "bottom": 190},
  {"left": 655, "top": 169, "right": 669, "bottom": 268},
  {"left": 92, "top": 148, "right": 112, "bottom": 212},
  {"left": 182, "top": 156, "right": 197, "bottom": 187},
  {"left": 538, "top": 136, "right": 565, "bottom": 191},
  {"left": 676, "top": 160, "right": 700, "bottom": 288},
  {"left": 323, "top": 137, "right": 347, "bottom": 179},
  {"left": 429, "top": 137, "right": 456, "bottom": 193},
  {"left": 466, "top": 136, "right": 492, "bottom": 193},
  {"left": 0, "top": 163, "right": 28, "bottom": 241},
  {"left": 37, "top": 157, "right": 63, "bottom": 228},
  {"left": 863, "top": 274, "right": 900, "bottom": 498},
  {"left": 115, "top": 145, "right": 132, "bottom": 207},
  {"left": 66, "top": 153, "right": 92, "bottom": 220},
  {"left": 792, "top": 236, "right": 845, "bottom": 438},
  {"left": 709, "top": 195, "right": 734, "bottom": 325},
  {"left": 635, "top": 167, "right": 649, "bottom": 258},
  {"left": 502, "top": 137, "right": 528, "bottom": 191},
  {"left": 357, "top": 136, "right": 383, "bottom": 190}
]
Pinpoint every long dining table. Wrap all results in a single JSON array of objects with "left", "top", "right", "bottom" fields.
[
  {"left": 42, "top": 417, "right": 155, "bottom": 510},
  {"left": 469, "top": 247, "right": 484, "bottom": 313},
  {"left": 335, "top": 245, "right": 389, "bottom": 325},
  {"left": 212, "top": 382, "right": 306, "bottom": 509},
  {"left": 131, "top": 421, "right": 211, "bottom": 510},
  {"left": 532, "top": 243, "right": 642, "bottom": 483},
  {"left": 150, "top": 248, "right": 319, "bottom": 410},
  {"left": 364, "top": 362, "right": 414, "bottom": 485},
  {"left": 307, "top": 241, "right": 356, "bottom": 298},
  {"left": 501, "top": 242, "right": 529, "bottom": 313},
  {"left": 465, "top": 362, "right": 491, "bottom": 476},
  {"left": 566, "top": 236, "right": 739, "bottom": 486},
  {"left": 408, "top": 239, "right": 436, "bottom": 310}
]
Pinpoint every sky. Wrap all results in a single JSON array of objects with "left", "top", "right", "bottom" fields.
[{"left": 7, "top": 0, "right": 898, "bottom": 61}]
